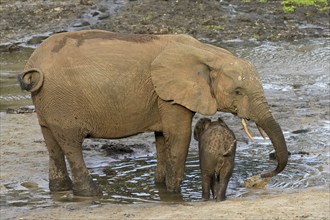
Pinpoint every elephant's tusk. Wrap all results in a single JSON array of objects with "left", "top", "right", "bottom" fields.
[
  {"left": 257, "top": 125, "right": 267, "bottom": 140},
  {"left": 242, "top": 118, "right": 254, "bottom": 142}
]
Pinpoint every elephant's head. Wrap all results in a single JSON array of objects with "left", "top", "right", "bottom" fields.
[{"left": 151, "top": 41, "right": 288, "bottom": 178}]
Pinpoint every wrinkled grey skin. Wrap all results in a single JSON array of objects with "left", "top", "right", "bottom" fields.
[{"left": 194, "top": 117, "right": 237, "bottom": 201}]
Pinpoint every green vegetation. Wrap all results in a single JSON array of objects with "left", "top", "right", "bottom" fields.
[
  {"left": 143, "top": 12, "right": 153, "bottom": 24},
  {"left": 203, "top": 24, "right": 224, "bottom": 31},
  {"left": 242, "top": 0, "right": 268, "bottom": 2},
  {"left": 197, "top": 3, "right": 205, "bottom": 10},
  {"left": 281, "top": 0, "right": 329, "bottom": 12},
  {"left": 241, "top": 0, "right": 329, "bottom": 12}
]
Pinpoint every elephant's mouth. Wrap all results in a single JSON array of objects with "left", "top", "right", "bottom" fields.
[{"left": 241, "top": 118, "right": 266, "bottom": 142}]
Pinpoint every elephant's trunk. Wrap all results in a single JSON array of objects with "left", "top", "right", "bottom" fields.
[{"left": 253, "top": 103, "right": 288, "bottom": 178}]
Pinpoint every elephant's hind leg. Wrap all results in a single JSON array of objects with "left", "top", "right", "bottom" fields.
[
  {"left": 201, "top": 173, "right": 212, "bottom": 200},
  {"left": 52, "top": 128, "right": 102, "bottom": 196},
  {"left": 40, "top": 126, "right": 72, "bottom": 192},
  {"left": 217, "top": 174, "right": 229, "bottom": 202}
]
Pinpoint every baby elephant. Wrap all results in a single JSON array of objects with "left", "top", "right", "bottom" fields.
[{"left": 194, "top": 117, "right": 237, "bottom": 202}]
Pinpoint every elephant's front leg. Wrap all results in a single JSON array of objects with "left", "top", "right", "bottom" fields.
[
  {"left": 159, "top": 102, "right": 194, "bottom": 192},
  {"left": 155, "top": 131, "right": 166, "bottom": 184},
  {"left": 164, "top": 133, "right": 191, "bottom": 192}
]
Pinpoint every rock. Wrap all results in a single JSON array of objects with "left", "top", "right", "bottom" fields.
[
  {"left": 80, "top": 0, "right": 93, "bottom": 6},
  {"left": 0, "top": 43, "right": 20, "bottom": 52},
  {"left": 292, "top": 129, "right": 310, "bottom": 134},
  {"left": 6, "top": 106, "right": 35, "bottom": 114},
  {"left": 243, "top": 175, "right": 271, "bottom": 189},
  {"left": 72, "top": 21, "right": 91, "bottom": 27},
  {"left": 21, "top": 182, "right": 39, "bottom": 189},
  {"left": 98, "top": 4, "right": 108, "bottom": 13},
  {"left": 101, "top": 143, "right": 134, "bottom": 156},
  {"left": 103, "top": 167, "right": 117, "bottom": 176},
  {"left": 98, "top": 12, "right": 110, "bottom": 20},
  {"left": 269, "top": 151, "right": 291, "bottom": 160},
  {"left": 91, "top": 11, "right": 100, "bottom": 17},
  {"left": 27, "top": 35, "right": 48, "bottom": 45}
]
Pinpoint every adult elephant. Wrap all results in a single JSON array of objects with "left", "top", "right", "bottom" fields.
[{"left": 18, "top": 30, "right": 288, "bottom": 196}]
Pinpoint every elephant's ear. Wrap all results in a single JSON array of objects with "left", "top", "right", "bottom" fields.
[{"left": 151, "top": 42, "right": 218, "bottom": 115}]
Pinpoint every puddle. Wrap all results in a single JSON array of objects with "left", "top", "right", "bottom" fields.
[{"left": 1, "top": 143, "right": 328, "bottom": 206}]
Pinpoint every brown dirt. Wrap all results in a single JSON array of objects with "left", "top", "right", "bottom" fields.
[{"left": 0, "top": 0, "right": 329, "bottom": 47}]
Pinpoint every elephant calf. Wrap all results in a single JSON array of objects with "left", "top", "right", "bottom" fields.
[{"left": 194, "top": 117, "right": 237, "bottom": 201}]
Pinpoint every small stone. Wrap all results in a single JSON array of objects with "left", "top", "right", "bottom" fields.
[
  {"left": 91, "top": 11, "right": 100, "bottom": 17},
  {"left": 21, "top": 182, "right": 39, "bottom": 189},
  {"left": 27, "top": 35, "right": 48, "bottom": 45},
  {"left": 72, "top": 21, "right": 91, "bottom": 27},
  {"left": 98, "top": 12, "right": 110, "bottom": 20}
]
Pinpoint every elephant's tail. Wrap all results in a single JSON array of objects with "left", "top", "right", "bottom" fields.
[{"left": 18, "top": 68, "right": 44, "bottom": 93}]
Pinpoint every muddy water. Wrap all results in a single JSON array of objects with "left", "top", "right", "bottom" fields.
[
  {"left": 0, "top": 47, "right": 34, "bottom": 111},
  {"left": 0, "top": 38, "right": 329, "bottom": 207}
]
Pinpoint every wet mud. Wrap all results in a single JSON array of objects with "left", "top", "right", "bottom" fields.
[{"left": 0, "top": 0, "right": 329, "bottom": 48}]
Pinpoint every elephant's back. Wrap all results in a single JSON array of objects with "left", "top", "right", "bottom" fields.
[
  {"left": 25, "top": 30, "right": 164, "bottom": 100},
  {"left": 25, "top": 30, "right": 165, "bottom": 76},
  {"left": 200, "top": 126, "right": 236, "bottom": 154},
  {"left": 26, "top": 31, "right": 164, "bottom": 135}
]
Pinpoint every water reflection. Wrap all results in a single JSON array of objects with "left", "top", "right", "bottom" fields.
[
  {"left": 95, "top": 146, "right": 328, "bottom": 203},
  {"left": 2, "top": 144, "right": 327, "bottom": 207}
]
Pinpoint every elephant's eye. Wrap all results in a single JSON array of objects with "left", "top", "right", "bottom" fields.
[{"left": 235, "top": 88, "right": 242, "bottom": 95}]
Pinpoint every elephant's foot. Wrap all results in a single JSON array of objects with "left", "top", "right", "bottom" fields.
[
  {"left": 202, "top": 192, "right": 210, "bottom": 201},
  {"left": 72, "top": 176, "right": 103, "bottom": 197},
  {"left": 166, "top": 184, "right": 181, "bottom": 192},
  {"left": 165, "top": 177, "right": 182, "bottom": 193},
  {"left": 216, "top": 195, "right": 226, "bottom": 202},
  {"left": 49, "top": 176, "right": 73, "bottom": 191}
]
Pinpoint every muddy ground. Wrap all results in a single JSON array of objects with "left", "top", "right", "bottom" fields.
[
  {"left": 0, "top": 0, "right": 330, "bottom": 219},
  {"left": 0, "top": 0, "right": 329, "bottom": 47}
]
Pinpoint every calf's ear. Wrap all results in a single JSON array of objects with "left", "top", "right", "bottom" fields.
[{"left": 193, "top": 118, "right": 211, "bottom": 141}]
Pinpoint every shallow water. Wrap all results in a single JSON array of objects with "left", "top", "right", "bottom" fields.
[
  {"left": 0, "top": 38, "right": 329, "bottom": 206},
  {"left": 0, "top": 47, "right": 34, "bottom": 111}
]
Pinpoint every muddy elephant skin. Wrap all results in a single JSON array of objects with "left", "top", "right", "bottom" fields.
[
  {"left": 18, "top": 30, "right": 288, "bottom": 196},
  {"left": 194, "top": 117, "right": 236, "bottom": 201}
]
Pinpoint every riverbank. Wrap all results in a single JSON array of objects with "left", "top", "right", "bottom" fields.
[
  {"left": 0, "top": 0, "right": 329, "bottom": 49},
  {"left": 12, "top": 188, "right": 330, "bottom": 219}
]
